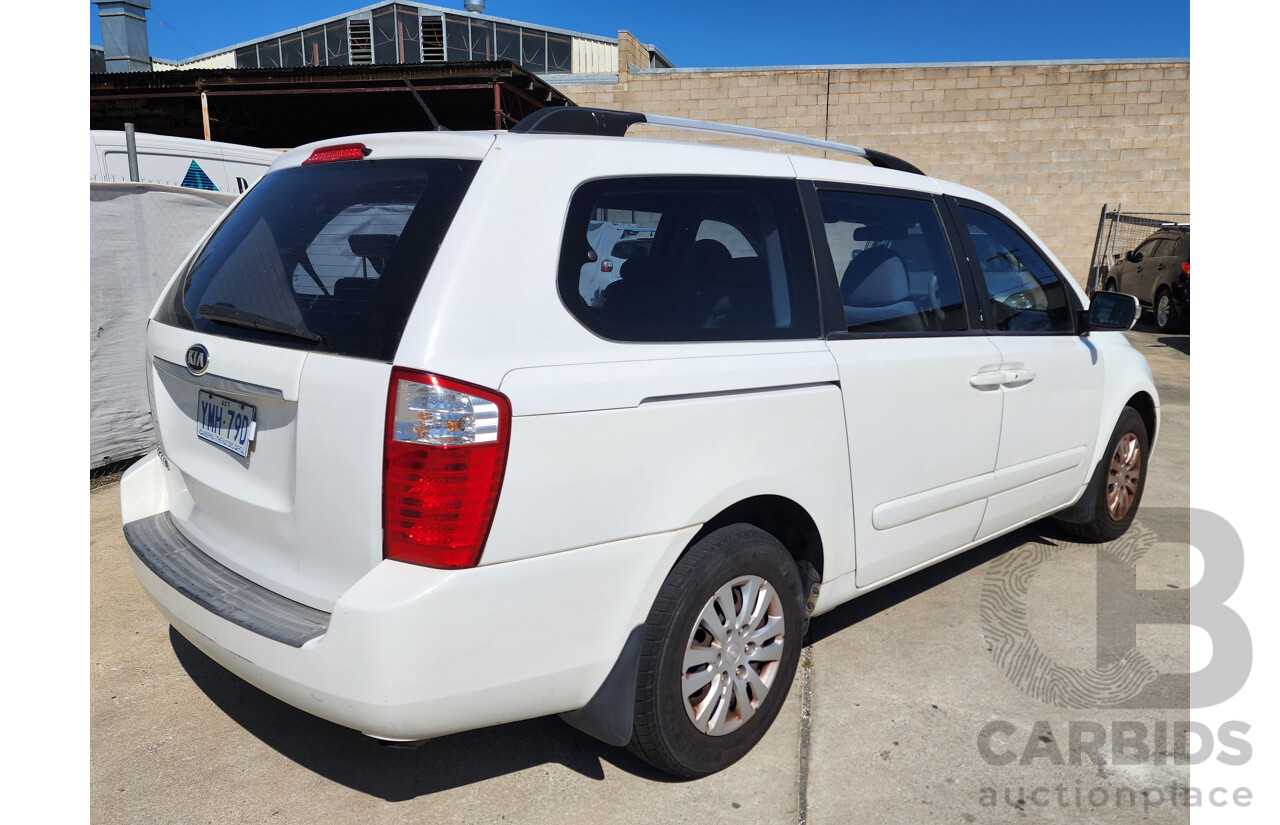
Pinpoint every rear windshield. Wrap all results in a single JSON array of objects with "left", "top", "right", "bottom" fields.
[{"left": 156, "top": 158, "right": 479, "bottom": 361}]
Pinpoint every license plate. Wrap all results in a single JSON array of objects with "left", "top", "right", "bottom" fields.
[{"left": 196, "top": 390, "right": 257, "bottom": 458}]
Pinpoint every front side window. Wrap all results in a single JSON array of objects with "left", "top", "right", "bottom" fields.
[
  {"left": 558, "top": 177, "right": 820, "bottom": 342},
  {"left": 816, "top": 190, "right": 967, "bottom": 334},
  {"left": 960, "top": 206, "right": 1075, "bottom": 333},
  {"left": 1134, "top": 238, "right": 1162, "bottom": 258},
  {"left": 1150, "top": 237, "right": 1178, "bottom": 258}
]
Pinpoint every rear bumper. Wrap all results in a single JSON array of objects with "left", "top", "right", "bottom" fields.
[{"left": 120, "top": 451, "right": 693, "bottom": 740}]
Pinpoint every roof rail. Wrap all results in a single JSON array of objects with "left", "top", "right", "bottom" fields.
[{"left": 509, "top": 107, "right": 925, "bottom": 176}]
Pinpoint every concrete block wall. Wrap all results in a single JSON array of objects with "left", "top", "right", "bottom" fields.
[
  {"left": 556, "top": 60, "right": 1189, "bottom": 284},
  {"left": 616, "top": 30, "right": 652, "bottom": 77}
]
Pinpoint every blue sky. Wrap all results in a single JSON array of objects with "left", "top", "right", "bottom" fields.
[{"left": 90, "top": 1, "right": 1190, "bottom": 66}]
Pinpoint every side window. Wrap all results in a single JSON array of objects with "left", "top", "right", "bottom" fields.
[
  {"left": 558, "top": 177, "right": 820, "bottom": 342},
  {"left": 1150, "top": 237, "right": 1177, "bottom": 258},
  {"left": 1135, "top": 238, "right": 1162, "bottom": 258},
  {"left": 816, "top": 190, "right": 967, "bottom": 333},
  {"left": 960, "top": 206, "right": 1074, "bottom": 333},
  {"left": 290, "top": 204, "right": 414, "bottom": 296},
  {"left": 695, "top": 220, "right": 758, "bottom": 258}
]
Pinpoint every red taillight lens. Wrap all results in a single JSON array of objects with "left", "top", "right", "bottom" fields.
[
  {"left": 302, "top": 143, "right": 370, "bottom": 165},
  {"left": 1181, "top": 261, "right": 1190, "bottom": 276},
  {"left": 383, "top": 369, "right": 511, "bottom": 568}
]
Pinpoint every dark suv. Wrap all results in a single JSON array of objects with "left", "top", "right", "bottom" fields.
[{"left": 1103, "top": 224, "right": 1189, "bottom": 333}]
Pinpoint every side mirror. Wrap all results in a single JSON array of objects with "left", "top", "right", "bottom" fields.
[
  {"left": 1125, "top": 249, "right": 1144, "bottom": 264},
  {"left": 1083, "top": 291, "right": 1140, "bottom": 334}
]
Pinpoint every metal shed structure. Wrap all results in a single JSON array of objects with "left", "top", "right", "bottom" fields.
[{"left": 89, "top": 61, "right": 576, "bottom": 148}]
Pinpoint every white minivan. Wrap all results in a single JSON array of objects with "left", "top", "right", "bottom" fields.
[{"left": 120, "top": 108, "right": 1157, "bottom": 777}]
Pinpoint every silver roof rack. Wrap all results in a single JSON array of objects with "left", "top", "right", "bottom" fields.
[{"left": 509, "top": 106, "right": 925, "bottom": 176}]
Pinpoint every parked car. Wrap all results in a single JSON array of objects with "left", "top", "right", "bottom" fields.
[
  {"left": 120, "top": 109, "right": 1157, "bottom": 778},
  {"left": 1102, "top": 224, "right": 1189, "bottom": 333}
]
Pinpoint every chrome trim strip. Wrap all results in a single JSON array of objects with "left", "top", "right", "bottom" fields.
[{"left": 153, "top": 356, "right": 285, "bottom": 400}]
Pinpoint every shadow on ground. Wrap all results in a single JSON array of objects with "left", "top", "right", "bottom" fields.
[
  {"left": 1130, "top": 313, "right": 1191, "bottom": 353},
  {"left": 172, "top": 511, "right": 1186, "bottom": 800},
  {"left": 805, "top": 523, "right": 1052, "bottom": 645},
  {"left": 170, "top": 629, "right": 681, "bottom": 801}
]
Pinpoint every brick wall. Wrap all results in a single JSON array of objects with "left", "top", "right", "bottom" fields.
[{"left": 556, "top": 60, "right": 1189, "bottom": 284}]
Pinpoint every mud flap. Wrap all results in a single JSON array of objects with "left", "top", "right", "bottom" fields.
[{"left": 559, "top": 624, "right": 645, "bottom": 747}]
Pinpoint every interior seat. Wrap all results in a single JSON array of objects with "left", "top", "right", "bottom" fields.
[{"left": 841, "top": 247, "right": 925, "bottom": 333}]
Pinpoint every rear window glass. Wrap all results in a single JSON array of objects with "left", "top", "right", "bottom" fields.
[{"left": 156, "top": 158, "right": 478, "bottom": 360}]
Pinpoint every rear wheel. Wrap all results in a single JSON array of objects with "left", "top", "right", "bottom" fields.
[{"left": 629, "top": 524, "right": 805, "bottom": 777}]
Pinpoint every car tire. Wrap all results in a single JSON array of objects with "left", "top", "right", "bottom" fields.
[
  {"left": 1056, "top": 407, "right": 1149, "bottom": 543},
  {"left": 628, "top": 524, "right": 806, "bottom": 777},
  {"left": 1153, "top": 287, "right": 1177, "bottom": 332}
]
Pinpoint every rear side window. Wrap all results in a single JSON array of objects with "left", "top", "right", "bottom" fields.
[
  {"left": 558, "top": 176, "right": 820, "bottom": 342},
  {"left": 156, "top": 158, "right": 479, "bottom": 361}
]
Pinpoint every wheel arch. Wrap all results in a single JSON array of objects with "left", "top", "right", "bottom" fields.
[
  {"left": 1126, "top": 390, "right": 1158, "bottom": 449},
  {"left": 686, "top": 494, "right": 825, "bottom": 591},
  {"left": 560, "top": 494, "right": 827, "bottom": 748}
]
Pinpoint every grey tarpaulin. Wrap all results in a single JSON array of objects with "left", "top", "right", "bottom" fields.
[{"left": 90, "top": 183, "right": 237, "bottom": 469}]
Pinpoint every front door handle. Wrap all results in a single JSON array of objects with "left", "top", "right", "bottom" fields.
[
  {"left": 970, "top": 369, "right": 1036, "bottom": 388},
  {"left": 969, "top": 371, "right": 1008, "bottom": 388}
]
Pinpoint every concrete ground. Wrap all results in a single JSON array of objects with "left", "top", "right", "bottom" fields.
[{"left": 90, "top": 323, "right": 1190, "bottom": 824}]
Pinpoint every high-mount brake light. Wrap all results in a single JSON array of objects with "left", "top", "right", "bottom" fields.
[
  {"left": 302, "top": 143, "right": 371, "bottom": 165},
  {"left": 383, "top": 369, "right": 511, "bottom": 569}
]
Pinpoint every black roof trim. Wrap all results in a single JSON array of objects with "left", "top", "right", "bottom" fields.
[{"left": 510, "top": 107, "right": 646, "bottom": 137}]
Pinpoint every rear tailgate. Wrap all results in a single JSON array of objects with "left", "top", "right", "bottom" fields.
[
  {"left": 147, "top": 323, "right": 389, "bottom": 608},
  {"left": 143, "top": 140, "right": 486, "bottom": 610}
]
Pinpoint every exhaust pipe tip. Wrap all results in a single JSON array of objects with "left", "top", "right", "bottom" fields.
[{"left": 367, "top": 734, "right": 431, "bottom": 750}]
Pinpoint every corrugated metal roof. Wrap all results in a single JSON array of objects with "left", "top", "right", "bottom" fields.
[
  {"left": 547, "top": 72, "right": 620, "bottom": 87},
  {"left": 166, "top": 1, "right": 619, "bottom": 66}
]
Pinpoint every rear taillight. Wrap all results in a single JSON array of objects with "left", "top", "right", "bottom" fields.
[
  {"left": 1181, "top": 261, "right": 1190, "bottom": 276},
  {"left": 383, "top": 369, "right": 511, "bottom": 569}
]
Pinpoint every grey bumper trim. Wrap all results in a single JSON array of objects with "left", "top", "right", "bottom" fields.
[{"left": 123, "top": 513, "right": 330, "bottom": 648}]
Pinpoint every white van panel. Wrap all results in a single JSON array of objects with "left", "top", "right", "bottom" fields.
[{"left": 89, "top": 130, "right": 281, "bottom": 194}]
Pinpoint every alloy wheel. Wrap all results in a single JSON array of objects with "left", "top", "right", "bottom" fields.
[
  {"left": 680, "top": 575, "right": 786, "bottom": 736},
  {"left": 1106, "top": 432, "right": 1142, "bottom": 520},
  {"left": 1156, "top": 293, "right": 1171, "bottom": 328}
]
